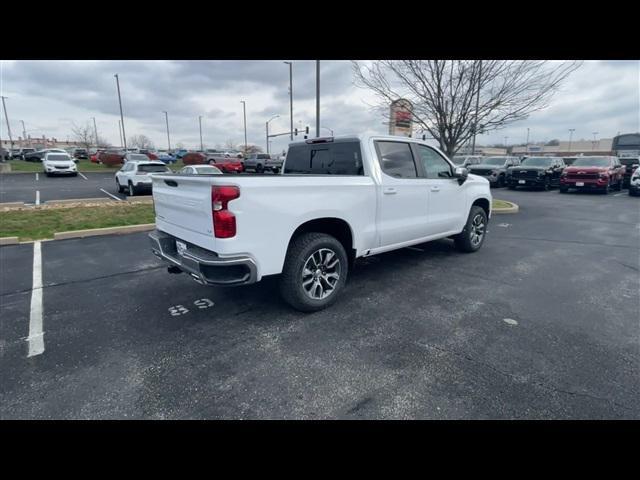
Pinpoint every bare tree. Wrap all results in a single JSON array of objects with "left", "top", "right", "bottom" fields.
[
  {"left": 71, "top": 122, "right": 94, "bottom": 152},
  {"left": 244, "top": 144, "right": 263, "bottom": 154},
  {"left": 224, "top": 139, "right": 237, "bottom": 150},
  {"left": 352, "top": 60, "right": 582, "bottom": 157},
  {"left": 128, "top": 134, "right": 155, "bottom": 150}
]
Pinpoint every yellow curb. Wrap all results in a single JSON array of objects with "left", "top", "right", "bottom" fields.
[
  {"left": 53, "top": 223, "right": 156, "bottom": 240},
  {"left": 492, "top": 201, "right": 519, "bottom": 214},
  {"left": 0, "top": 236, "right": 20, "bottom": 245}
]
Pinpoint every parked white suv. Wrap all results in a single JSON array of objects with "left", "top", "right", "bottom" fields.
[
  {"left": 42, "top": 152, "right": 78, "bottom": 176},
  {"left": 149, "top": 135, "right": 492, "bottom": 311},
  {"left": 115, "top": 161, "right": 171, "bottom": 196}
]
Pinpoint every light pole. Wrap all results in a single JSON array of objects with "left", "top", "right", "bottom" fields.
[
  {"left": 471, "top": 60, "right": 483, "bottom": 155},
  {"left": 504, "top": 136, "right": 509, "bottom": 154},
  {"left": 568, "top": 128, "right": 575, "bottom": 153},
  {"left": 1, "top": 96, "right": 14, "bottom": 150},
  {"left": 92, "top": 117, "right": 99, "bottom": 148},
  {"left": 118, "top": 120, "right": 123, "bottom": 148},
  {"left": 114, "top": 74, "right": 127, "bottom": 151},
  {"left": 284, "top": 61, "right": 293, "bottom": 141},
  {"left": 322, "top": 126, "right": 334, "bottom": 136},
  {"left": 315, "top": 60, "right": 320, "bottom": 138},
  {"left": 21, "top": 120, "right": 27, "bottom": 147},
  {"left": 526, "top": 127, "right": 530, "bottom": 154},
  {"left": 592, "top": 132, "right": 598, "bottom": 151},
  {"left": 199, "top": 115, "right": 203, "bottom": 151},
  {"left": 162, "top": 111, "right": 171, "bottom": 152},
  {"left": 240, "top": 100, "right": 247, "bottom": 153},
  {"left": 266, "top": 115, "right": 279, "bottom": 154}
]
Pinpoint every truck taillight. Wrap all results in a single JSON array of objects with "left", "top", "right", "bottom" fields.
[{"left": 212, "top": 185, "right": 240, "bottom": 238}]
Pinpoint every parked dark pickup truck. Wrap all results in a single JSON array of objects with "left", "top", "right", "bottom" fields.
[
  {"left": 467, "top": 156, "right": 520, "bottom": 187},
  {"left": 507, "top": 156, "right": 566, "bottom": 190},
  {"left": 620, "top": 157, "right": 640, "bottom": 188},
  {"left": 560, "top": 156, "right": 625, "bottom": 194}
]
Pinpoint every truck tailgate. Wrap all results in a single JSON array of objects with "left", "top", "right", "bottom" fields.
[{"left": 151, "top": 174, "right": 216, "bottom": 251}]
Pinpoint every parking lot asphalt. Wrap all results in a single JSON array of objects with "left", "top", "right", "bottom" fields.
[
  {"left": 0, "top": 172, "right": 125, "bottom": 204},
  {"left": 0, "top": 188, "right": 638, "bottom": 419}
]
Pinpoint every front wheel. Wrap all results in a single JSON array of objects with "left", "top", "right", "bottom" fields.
[
  {"left": 615, "top": 178, "right": 623, "bottom": 191},
  {"left": 279, "top": 233, "right": 348, "bottom": 312},
  {"left": 542, "top": 177, "right": 551, "bottom": 191},
  {"left": 454, "top": 206, "right": 487, "bottom": 253},
  {"left": 256, "top": 164, "right": 264, "bottom": 173},
  {"left": 128, "top": 182, "right": 136, "bottom": 196}
]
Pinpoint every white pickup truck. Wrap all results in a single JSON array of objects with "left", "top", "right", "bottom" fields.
[{"left": 149, "top": 135, "right": 492, "bottom": 311}]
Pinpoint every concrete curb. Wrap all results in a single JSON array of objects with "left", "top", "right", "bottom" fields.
[
  {"left": 126, "top": 196, "right": 153, "bottom": 202},
  {"left": 53, "top": 223, "right": 156, "bottom": 240},
  {"left": 0, "top": 236, "right": 20, "bottom": 245},
  {"left": 45, "top": 197, "right": 116, "bottom": 205},
  {"left": 0, "top": 202, "right": 26, "bottom": 208},
  {"left": 492, "top": 201, "right": 519, "bottom": 214}
]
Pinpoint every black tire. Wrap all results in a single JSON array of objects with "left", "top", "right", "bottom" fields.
[
  {"left": 542, "top": 177, "right": 551, "bottom": 191},
  {"left": 256, "top": 164, "right": 264, "bottom": 173},
  {"left": 497, "top": 175, "right": 505, "bottom": 188},
  {"left": 454, "top": 206, "right": 488, "bottom": 253},
  {"left": 507, "top": 184, "right": 516, "bottom": 190},
  {"left": 272, "top": 167, "right": 280, "bottom": 174},
  {"left": 128, "top": 182, "right": 136, "bottom": 196},
  {"left": 616, "top": 178, "right": 622, "bottom": 191},
  {"left": 116, "top": 179, "right": 124, "bottom": 193},
  {"left": 560, "top": 186, "right": 568, "bottom": 193},
  {"left": 279, "top": 232, "right": 348, "bottom": 312}
]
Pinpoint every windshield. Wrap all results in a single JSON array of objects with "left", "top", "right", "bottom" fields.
[
  {"left": 138, "top": 164, "right": 169, "bottom": 173},
  {"left": 452, "top": 156, "right": 466, "bottom": 165},
  {"left": 194, "top": 166, "right": 222, "bottom": 174},
  {"left": 480, "top": 157, "right": 507, "bottom": 166},
  {"left": 128, "top": 154, "right": 149, "bottom": 161},
  {"left": 571, "top": 157, "right": 611, "bottom": 167},
  {"left": 46, "top": 154, "right": 71, "bottom": 162},
  {"left": 521, "top": 157, "right": 553, "bottom": 167},
  {"left": 619, "top": 158, "right": 639, "bottom": 166}
]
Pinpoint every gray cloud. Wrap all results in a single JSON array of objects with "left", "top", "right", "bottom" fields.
[{"left": 1, "top": 60, "right": 637, "bottom": 153}]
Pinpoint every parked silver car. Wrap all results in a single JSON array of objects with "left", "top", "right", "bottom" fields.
[{"left": 243, "top": 153, "right": 272, "bottom": 173}]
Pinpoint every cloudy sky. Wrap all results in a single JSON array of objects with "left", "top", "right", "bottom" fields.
[{"left": 1, "top": 60, "right": 638, "bottom": 153}]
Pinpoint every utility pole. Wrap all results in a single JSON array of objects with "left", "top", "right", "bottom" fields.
[
  {"left": 240, "top": 100, "right": 247, "bottom": 153},
  {"left": 163, "top": 111, "right": 171, "bottom": 152},
  {"left": 92, "top": 117, "right": 99, "bottom": 148},
  {"left": 471, "top": 60, "right": 483, "bottom": 155},
  {"left": 118, "top": 120, "right": 123, "bottom": 148},
  {"left": 568, "top": 128, "right": 575, "bottom": 153},
  {"left": 504, "top": 136, "right": 509, "bottom": 154},
  {"left": 315, "top": 60, "right": 320, "bottom": 137},
  {"left": 1, "top": 96, "right": 14, "bottom": 150},
  {"left": 284, "top": 61, "right": 293, "bottom": 141},
  {"left": 199, "top": 115, "right": 203, "bottom": 151},
  {"left": 114, "top": 74, "right": 127, "bottom": 151}
]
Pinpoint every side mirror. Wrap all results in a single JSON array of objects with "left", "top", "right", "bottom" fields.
[{"left": 454, "top": 167, "right": 468, "bottom": 185}]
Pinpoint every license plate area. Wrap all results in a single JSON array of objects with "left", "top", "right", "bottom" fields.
[
  {"left": 176, "top": 240, "right": 187, "bottom": 256},
  {"left": 576, "top": 182, "right": 584, "bottom": 187},
  {"left": 519, "top": 180, "right": 526, "bottom": 184}
]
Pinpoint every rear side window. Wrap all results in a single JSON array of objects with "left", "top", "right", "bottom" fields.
[
  {"left": 284, "top": 141, "right": 363, "bottom": 175},
  {"left": 138, "top": 164, "right": 169, "bottom": 173},
  {"left": 375, "top": 141, "right": 417, "bottom": 178}
]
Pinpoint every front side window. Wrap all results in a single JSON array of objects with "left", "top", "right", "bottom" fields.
[
  {"left": 416, "top": 145, "right": 452, "bottom": 179},
  {"left": 375, "top": 141, "right": 417, "bottom": 178}
]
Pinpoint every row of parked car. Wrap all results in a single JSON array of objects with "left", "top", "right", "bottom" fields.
[{"left": 452, "top": 155, "right": 640, "bottom": 196}]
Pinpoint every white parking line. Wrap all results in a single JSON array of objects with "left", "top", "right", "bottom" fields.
[
  {"left": 100, "top": 188, "right": 123, "bottom": 201},
  {"left": 35, "top": 173, "right": 39, "bottom": 181},
  {"left": 35, "top": 190, "right": 40, "bottom": 205},
  {"left": 78, "top": 172, "right": 88, "bottom": 180},
  {"left": 27, "top": 241, "right": 45, "bottom": 357}
]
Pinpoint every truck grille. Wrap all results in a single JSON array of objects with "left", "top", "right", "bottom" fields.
[
  {"left": 511, "top": 170, "right": 539, "bottom": 178},
  {"left": 566, "top": 173, "right": 599, "bottom": 180},
  {"left": 469, "top": 169, "right": 491, "bottom": 176}
]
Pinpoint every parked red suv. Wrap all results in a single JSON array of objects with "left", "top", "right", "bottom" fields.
[
  {"left": 98, "top": 150, "right": 126, "bottom": 167},
  {"left": 207, "top": 155, "right": 244, "bottom": 173},
  {"left": 559, "top": 156, "right": 625, "bottom": 194}
]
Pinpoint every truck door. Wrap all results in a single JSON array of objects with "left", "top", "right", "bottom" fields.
[
  {"left": 413, "top": 144, "right": 467, "bottom": 235},
  {"left": 374, "top": 140, "right": 429, "bottom": 247}
]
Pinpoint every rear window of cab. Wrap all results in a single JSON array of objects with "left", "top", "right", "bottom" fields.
[{"left": 284, "top": 141, "right": 364, "bottom": 175}]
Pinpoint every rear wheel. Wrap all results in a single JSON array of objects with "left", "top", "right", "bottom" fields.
[
  {"left": 454, "top": 206, "right": 487, "bottom": 253},
  {"left": 279, "top": 233, "right": 348, "bottom": 312},
  {"left": 560, "top": 186, "right": 568, "bottom": 193},
  {"left": 256, "top": 164, "right": 264, "bottom": 173},
  {"left": 128, "top": 182, "right": 136, "bottom": 196}
]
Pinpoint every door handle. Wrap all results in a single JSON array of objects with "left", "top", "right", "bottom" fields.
[
  {"left": 430, "top": 186, "right": 440, "bottom": 192},
  {"left": 383, "top": 187, "right": 397, "bottom": 195}
]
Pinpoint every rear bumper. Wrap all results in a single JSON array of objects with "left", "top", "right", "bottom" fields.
[
  {"left": 149, "top": 229, "right": 258, "bottom": 286},
  {"left": 560, "top": 178, "right": 608, "bottom": 189}
]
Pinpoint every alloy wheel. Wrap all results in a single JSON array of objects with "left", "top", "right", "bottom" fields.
[{"left": 301, "top": 248, "right": 341, "bottom": 300}]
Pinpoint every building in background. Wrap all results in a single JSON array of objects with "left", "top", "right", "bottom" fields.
[
  {"left": 1, "top": 136, "right": 82, "bottom": 150},
  {"left": 512, "top": 138, "right": 613, "bottom": 157}
]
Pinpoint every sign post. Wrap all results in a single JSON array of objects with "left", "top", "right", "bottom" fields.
[{"left": 389, "top": 99, "right": 413, "bottom": 137}]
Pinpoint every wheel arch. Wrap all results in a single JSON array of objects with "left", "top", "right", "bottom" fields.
[
  {"left": 471, "top": 197, "right": 491, "bottom": 219},
  {"left": 287, "top": 217, "right": 356, "bottom": 267}
]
